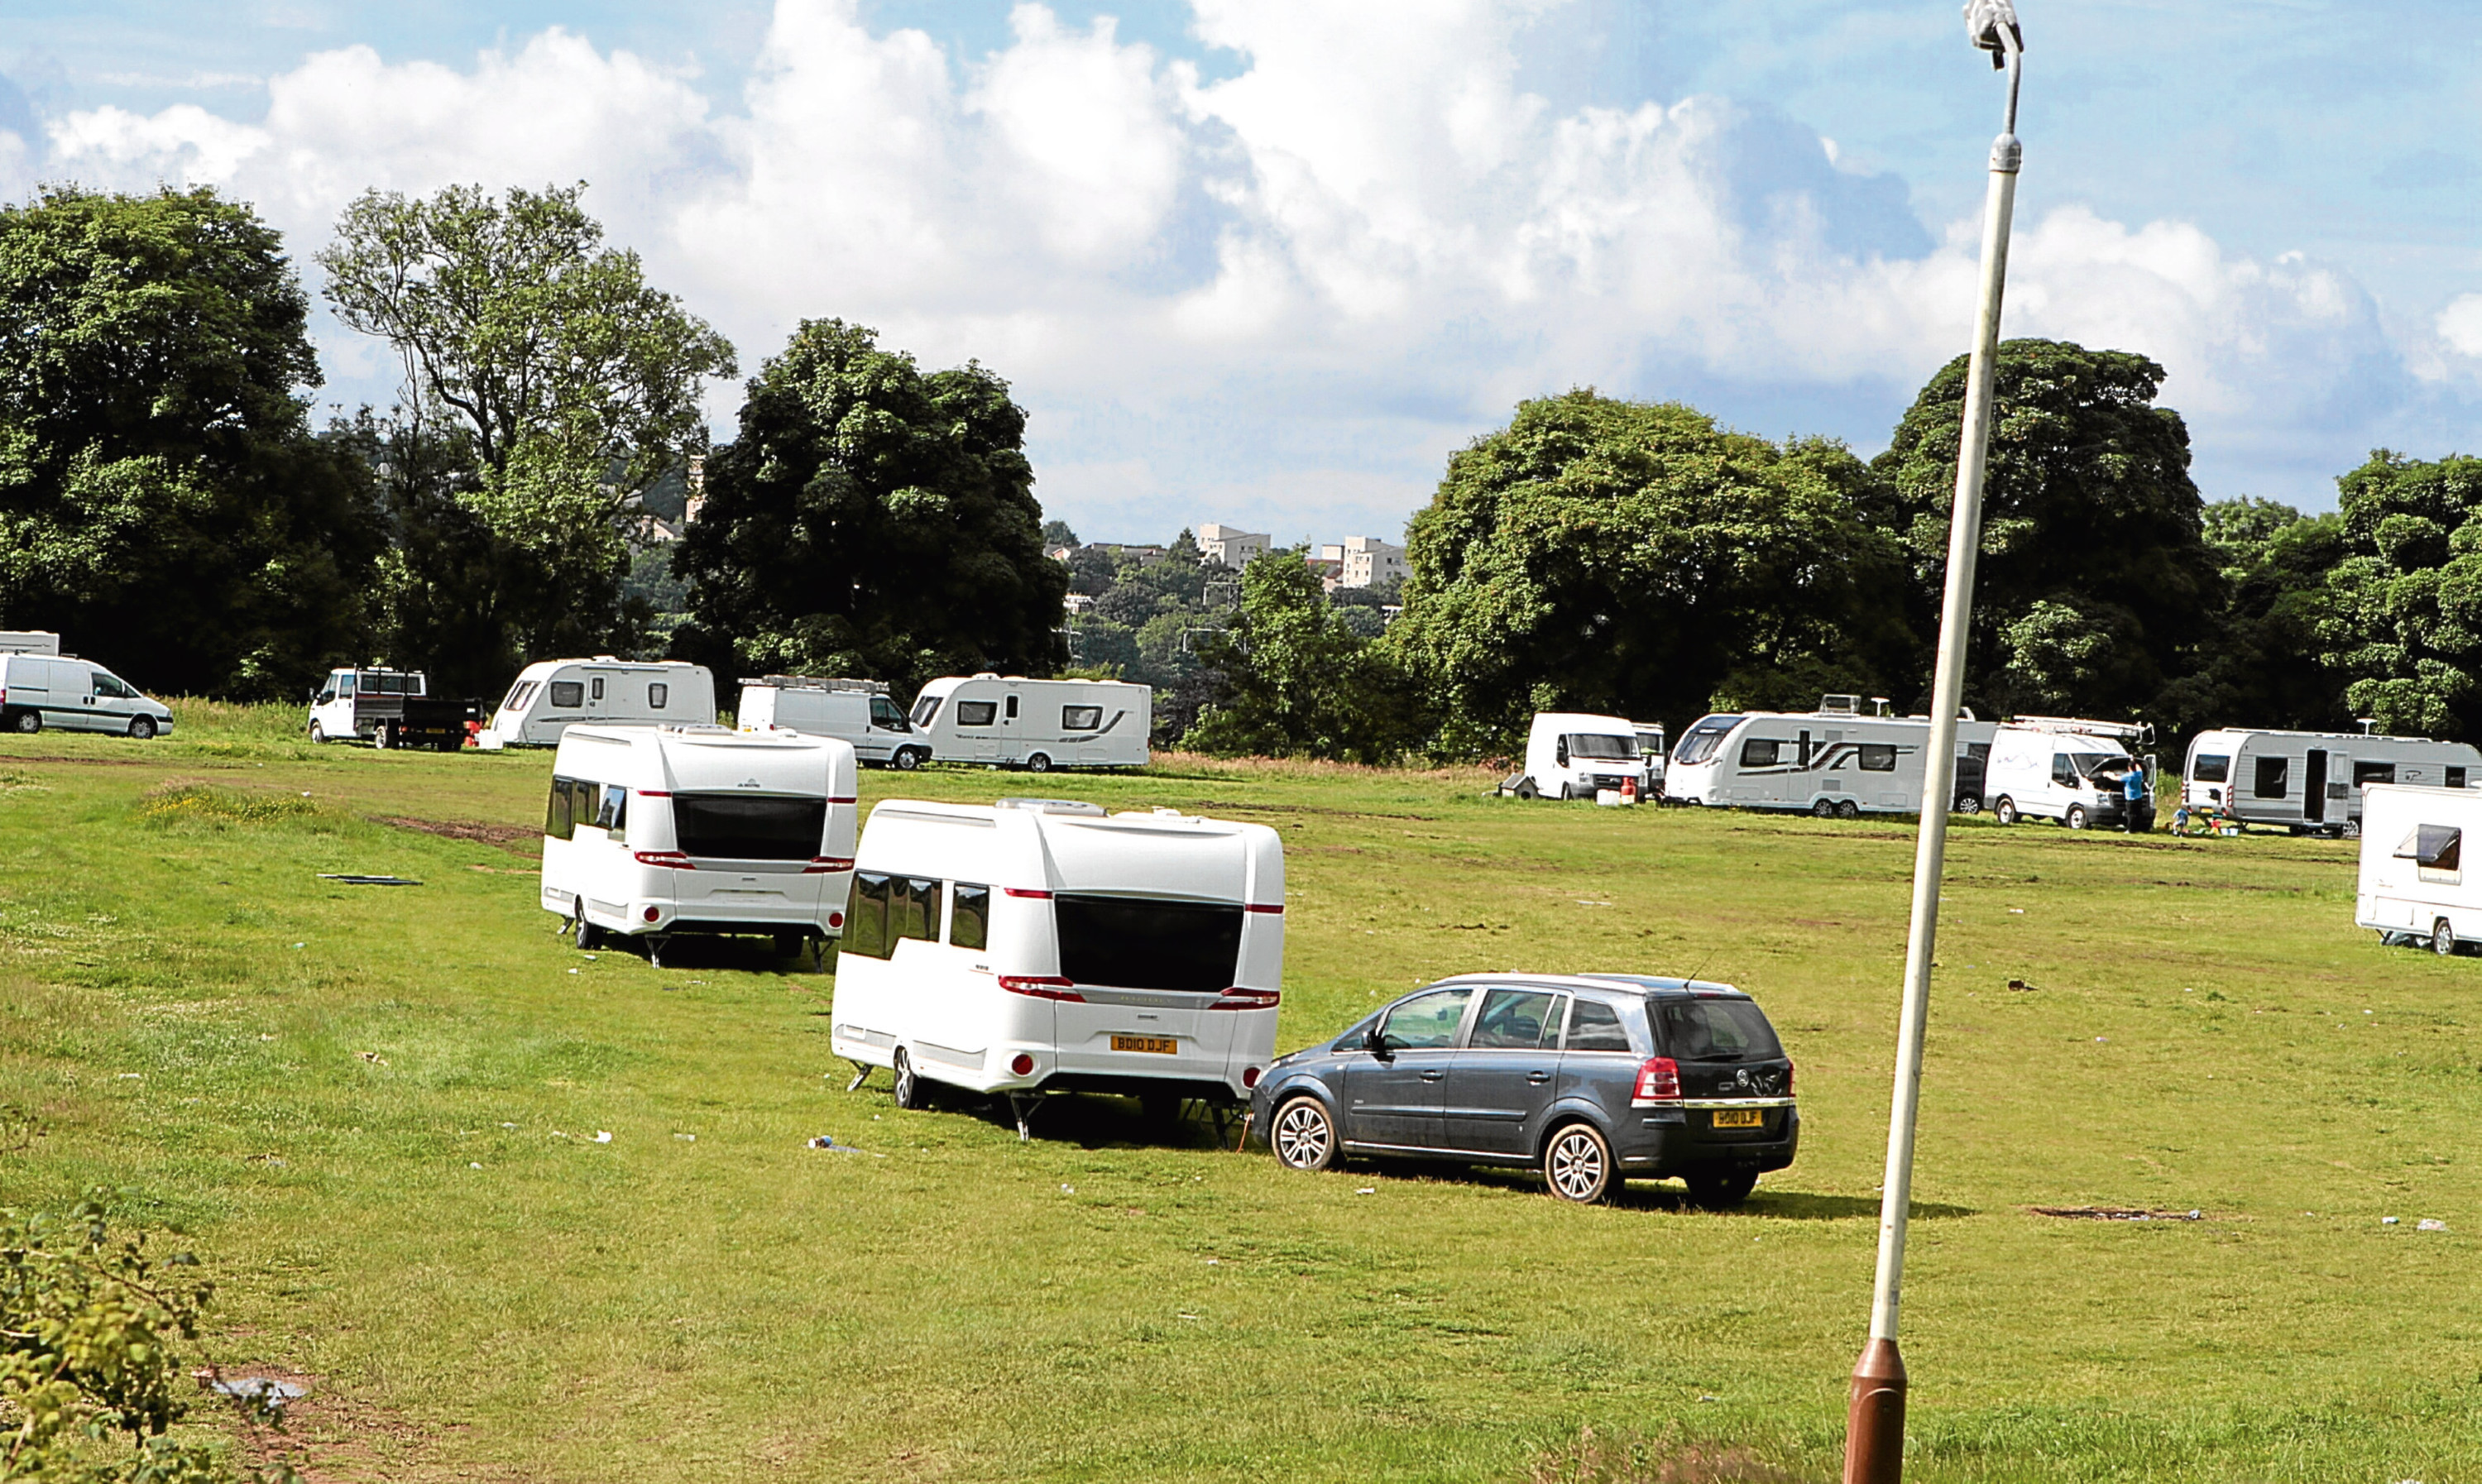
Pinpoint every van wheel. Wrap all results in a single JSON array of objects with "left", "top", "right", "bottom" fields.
[
  {"left": 1686, "top": 1168, "right": 1759, "bottom": 1209},
  {"left": 8, "top": 710, "right": 37, "bottom": 735},
  {"left": 307, "top": 720, "right": 325, "bottom": 743},
  {"left": 1270, "top": 1095, "right": 1339, "bottom": 1170},
  {"left": 1834, "top": 800, "right": 1859, "bottom": 821},
  {"left": 2065, "top": 805, "right": 2088, "bottom": 830},
  {"left": 127, "top": 716, "right": 156, "bottom": 740},
  {"left": 1545, "top": 1122, "right": 1613, "bottom": 1203},
  {"left": 1812, "top": 797, "right": 1836, "bottom": 819},
  {"left": 894, "top": 748, "right": 924, "bottom": 771},
  {"left": 1993, "top": 797, "right": 2018, "bottom": 826},
  {"left": 1025, "top": 752, "right": 1052, "bottom": 773},
  {"left": 2434, "top": 919, "right": 2457, "bottom": 957},
  {"left": 892, "top": 1050, "right": 927, "bottom": 1109}
]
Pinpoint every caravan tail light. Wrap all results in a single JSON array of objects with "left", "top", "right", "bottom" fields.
[
  {"left": 999, "top": 974, "right": 1083, "bottom": 1002},
  {"left": 1632, "top": 1056, "right": 1683, "bottom": 1107},
  {"left": 642, "top": 906, "right": 659, "bottom": 922},
  {"left": 633, "top": 850, "right": 695, "bottom": 869},
  {"left": 1241, "top": 1066, "right": 1262, "bottom": 1089},
  {"left": 827, "top": 911, "right": 844, "bottom": 930},
  {"left": 803, "top": 856, "right": 855, "bottom": 874},
  {"left": 1207, "top": 987, "right": 1282, "bottom": 1010},
  {"left": 1003, "top": 888, "right": 1053, "bottom": 899},
  {"left": 1009, "top": 1053, "right": 1036, "bottom": 1077}
]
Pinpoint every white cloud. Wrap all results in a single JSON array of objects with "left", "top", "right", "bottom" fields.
[
  {"left": 27, "top": 0, "right": 2442, "bottom": 535},
  {"left": 2438, "top": 294, "right": 2482, "bottom": 360}
]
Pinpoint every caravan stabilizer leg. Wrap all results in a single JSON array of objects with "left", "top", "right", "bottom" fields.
[
  {"left": 846, "top": 1060, "right": 874, "bottom": 1093},
  {"left": 1009, "top": 1093, "right": 1041, "bottom": 1142}
]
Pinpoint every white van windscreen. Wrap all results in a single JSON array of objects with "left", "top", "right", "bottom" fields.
[
  {"left": 1567, "top": 733, "right": 1636, "bottom": 760},
  {"left": 673, "top": 794, "right": 827, "bottom": 860},
  {"left": 1054, "top": 895, "right": 1244, "bottom": 993},
  {"left": 911, "top": 695, "right": 943, "bottom": 726},
  {"left": 1671, "top": 716, "right": 1742, "bottom": 766}
]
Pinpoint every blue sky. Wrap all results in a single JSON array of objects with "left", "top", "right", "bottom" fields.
[{"left": 7, "top": 2, "right": 2479, "bottom": 543}]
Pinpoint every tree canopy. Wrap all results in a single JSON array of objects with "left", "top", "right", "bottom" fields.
[
  {"left": 1185, "top": 550, "right": 1424, "bottom": 764},
  {"left": 2317, "top": 451, "right": 2482, "bottom": 737},
  {"left": 676, "top": 319, "right": 1066, "bottom": 690},
  {"left": 0, "top": 185, "right": 381, "bottom": 697}
]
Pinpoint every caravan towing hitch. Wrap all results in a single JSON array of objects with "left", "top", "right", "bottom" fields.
[{"left": 1008, "top": 1093, "right": 1042, "bottom": 1142}]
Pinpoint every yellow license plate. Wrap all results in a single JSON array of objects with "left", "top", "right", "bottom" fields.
[
  {"left": 1711, "top": 1108, "right": 1765, "bottom": 1129},
  {"left": 1110, "top": 1034, "right": 1179, "bottom": 1055}
]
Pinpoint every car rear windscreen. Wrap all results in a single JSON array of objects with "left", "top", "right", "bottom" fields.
[
  {"left": 1655, "top": 998, "right": 1785, "bottom": 1061},
  {"left": 1054, "top": 894, "right": 1243, "bottom": 993},
  {"left": 672, "top": 793, "right": 826, "bottom": 860}
]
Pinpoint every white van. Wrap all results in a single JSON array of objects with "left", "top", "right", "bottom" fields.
[
  {"left": 541, "top": 724, "right": 858, "bottom": 967},
  {"left": 1632, "top": 720, "right": 1667, "bottom": 797},
  {"left": 2185, "top": 727, "right": 2480, "bottom": 837},
  {"left": 1516, "top": 711, "right": 1644, "bottom": 800},
  {"left": 738, "top": 676, "right": 930, "bottom": 770},
  {"left": 831, "top": 797, "right": 1283, "bottom": 1134},
  {"left": 2355, "top": 783, "right": 2482, "bottom": 953},
  {"left": 1984, "top": 716, "right": 2154, "bottom": 829},
  {"left": 0, "top": 654, "right": 174, "bottom": 739},
  {"left": 1665, "top": 697, "right": 1997, "bottom": 817},
  {"left": 908, "top": 675, "right": 1150, "bottom": 772},
  {"left": 481, "top": 659, "right": 715, "bottom": 749}
]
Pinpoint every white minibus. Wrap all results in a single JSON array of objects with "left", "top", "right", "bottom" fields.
[
  {"left": 738, "top": 676, "right": 930, "bottom": 770},
  {"left": 831, "top": 797, "right": 1283, "bottom": 1135},
  {"left": 482, "top": 659, "right": 715, "bottom": 749},
  {"left": 908, "top": 675, "right": 1150, "bottom": 771},
  {"left": 1665, "top": 697, "right": 1996, "bottom": 817},
  {"left": 1984, "top": 716, "right": 2154, "bottom": 829},
  {"left": 2357, "top": 783, "right": 2482, "bottom": 954},
  {"left": 2185, "top": 727, "right": 2480, "bottom": 837},
  {"left": 541, "top": 725, "right": 858, "bottom": 967},
  {"left": 1515, "top": 711, "right": 1643, "bottom": 800}
]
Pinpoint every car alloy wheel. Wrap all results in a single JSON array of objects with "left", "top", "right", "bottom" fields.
[
  {"left": 2435, "top": 919, "right": 2457, "bottom": 957},
  {"left": 1955, "top": 794, "right": 1981, "bottom": 815},
  {"left": 1271, "top": 1095, "right": 1339, "bottom": 1170},
  {"left": 1544, "top": 1123, "right": 1613, "bottom": 1204},
  {"left": 893, "top": 1049, "right": 927, "bottom": 1108}
]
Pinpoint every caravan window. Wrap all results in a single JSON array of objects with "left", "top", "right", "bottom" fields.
[
  {"left": 1740, "top": 738, "right": 1783, "bottom": 768},
  {"left": 911, "top": 695, "right": 944, "bottom": 727},
  {"left": 846, "top": 874, "right": 891, "bottom": 959},
  {"left": 2398, "top": 825, "right": 2462, "bottom": 883},
  {"left": 2451, "top": 767, "right": 2470, "bottom": 790},
  {"left": 568, "top": 779, "right": 600, "bottom": 834},
  {"left": 1053, "top": 894, "right": 1243, "bottom": 994},
  {"left": 549, "top": 681, "right": 584, "bottom": 709},
  {"left": 590, "top": 677, "right": 606, "bottom": 701},
  {"left": 1062, "top": 705, "right": 1102, "bottom": 730},
  {"left": 891, "top": 877, "right": 942, "bottom": 945},
  {"left": 1673, "top": 716, "right": 1742, "bottom": 767},
  {"left": 1004, "top": 695, "right": 1019, "bottom": 720},
  {"left": 1857, "top": 744, "right": 1897, "bottom": 772},
  {"left": 596, "top": 785, "right": 628, "bottom": 842},
  {"left": 2254, "top": 755, "right": 2289, "bottom": 798},
  {"left": 2355, "top": 761, "right": 2395, "bottom": 787},
  {"left": 956, "top": 701, "right": 999, "bottom": 727},
  {"left": 950, "top": 883, "right": 990, "bottom": 950},
  {"left": 2192, "top": 754, "right": 2230, "bottom": 783},
  {"left": 502, "top": 680, "right": 539, "bottom": 711},
  {"left": 648, "top": 682, "right": 668, "bottom": 710},
  {"left": 672, "top": 794, "right": 827, "bottom": 860},
  {"left": 545, "top": 775, "right": 581, "bottom": 840}
]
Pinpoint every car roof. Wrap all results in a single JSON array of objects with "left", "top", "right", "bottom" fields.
[{"left": 1431, "top": 971, "right": 1749, "bottom": 1000}]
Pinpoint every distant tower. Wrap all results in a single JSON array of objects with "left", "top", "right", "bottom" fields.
[{"left": 683, "top": 454, "right": 707, "bottom": 525}]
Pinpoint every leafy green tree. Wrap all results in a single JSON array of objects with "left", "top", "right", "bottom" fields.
[
  {"left": 1879, "top": 338, "right": 2222, "bottom": 722},
  {"left": 1040, "top": 518, "right": 1080, "bottom": 549},
  {"left": 1387, "top": 391, "right": 1914, "bottom": 758},
  {"left": 2149, "top": 498, "right": 2348, "bottom": 736},
  {"left": 2317, "top": 452, "right": 2482, "bottom": 736},
  {"left": 319, "top": 183, "right": 733, "bottom": 663},
  {"left": 0, "top": 186, "right": 382, "bottom": 697},
  {"left": 1185, "top": 551, "right": 1425, "bottom": 763},
  {"left": 676, "top": 319, "right": 1066, "bottom": 691}
]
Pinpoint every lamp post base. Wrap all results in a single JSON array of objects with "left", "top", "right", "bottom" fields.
[{"left": 1842, "top": 1337, "right": 1908, "bottom": 1484}]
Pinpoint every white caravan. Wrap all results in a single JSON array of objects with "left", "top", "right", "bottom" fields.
[
  {"left": 1517, "top": 711, "right": 1644, "bottom": 800},
  {"left": 0, "top": 653, "right": 174, "bottom": 738},
  {"left": 2183, "top": 727, "right": 2480, "bottom": 837},
  {"left": 0, "top": 632, "right": 60, "bottom": 656},
  {"left": 2355, "top": 783, "right": 2482, "bottom": 954},
  {"left": 1984, "top": 716, "right": 2155, "bottom": 829},
  {"left": 737, "top": 676, "right": 931, "bottom": 770},
  {"left": 1632, "top": 720, "right": 1668, "bottom": 797},
  {"left": 1665, "top": 697, "right": 1997, "bottom": 818},
  {"left": 481, "top": 659, "right": 715, "bottom": 749},
  {"left": 831, "top": 797, "right": 1283, "bottom": 1133},
  {"left": 908, "top": 674, "right": 1151, "bottom": 772},
  {"left": 540, "top": 724, "right": 858, "bottom": 966}
]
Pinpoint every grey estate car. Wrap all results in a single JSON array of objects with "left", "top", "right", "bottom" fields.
[{"left": 1248, "top": 974, "right": 1797, "bottom": 1205}]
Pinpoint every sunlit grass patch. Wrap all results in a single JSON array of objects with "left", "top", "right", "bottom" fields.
[{"left": 135, "top": 782, "right": 328, "bottom": 829}]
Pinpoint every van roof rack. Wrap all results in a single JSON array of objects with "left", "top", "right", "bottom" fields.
[
  {"left": 996, "top": 797, "right": 1107, "bottom": 816},
  {"left": 744, "top": 674, "right": 890, "bottom": 694},
  {"left": 2010, "top": 714, "right": 2154, "bottom": 744}
]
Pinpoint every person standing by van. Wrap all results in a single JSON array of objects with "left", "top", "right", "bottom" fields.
[{"left": 2122, "top": 760, "right": 2150, "bottom": 832}]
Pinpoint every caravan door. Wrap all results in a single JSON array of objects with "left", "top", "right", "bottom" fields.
[
  {"left": 2303, "top": 749, "right": 2329, "bottom": 826},
  {"left": 952, "top": 692, "right": 1003, "bottom": 762}
]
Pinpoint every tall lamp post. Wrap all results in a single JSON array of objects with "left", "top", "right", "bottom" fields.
[{"left": 1842, "top": 4, "right": 2024, "bottom": 1482}]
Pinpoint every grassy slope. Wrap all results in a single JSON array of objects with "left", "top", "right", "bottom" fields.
[{"left": 0, "top": 706, "right": 2476, "bottom": 1482}]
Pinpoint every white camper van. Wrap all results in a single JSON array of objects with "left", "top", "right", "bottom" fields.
[
  {"left": 0, "top": 653, "right": 173, "bottom": 738},
  {"left": 2184, "top": 727, "right": 2480, "bottom": 837},
  {"left": 1665, "top": 697, "right": 1997, "bottom": 818},
  {"left": 1984, "top": 716, "right": 2155, "bottom": 829},
  {"left": 831, "top": 797, "right": 1283, "bottom": 1134},
  {"left": 1515, "top": 712, "right": 1644, "bottom": 800},
  {"left": 541, "top": 724, "right": 858, "bottom": 966},
  {"left": 2355, "top": 783, "right": 2482, "bottom": 953},
  {"left": 482, "top": 659, "right": 715, "bottom": 749},
  {"left": 738, "top": 676, "right": 930, "bottom": 770},
  {"left": 908, "top": 674, "right": 1150, "bottom": 771}
]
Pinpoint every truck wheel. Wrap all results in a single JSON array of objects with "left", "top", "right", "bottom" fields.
[
  {"left": 374, "top": 724, "right": 392, "bottom": 749},
  {"left": 894, "top": 748, "right": 923, "bottom": 771},
  {"left": 892, "top": 1050, "right": 927, "bottom": 1109},
  {"left": 1025, "top": 752, "right": 1052, "bottom": 773},
  {"left": 2434, "top": 919, "right": 2457, "bottom": 957},
  {"left": 127, "top": 716, "right": 156, "bottom": 740},
  {"left": 1993, "top": 797, "right": 2018, "bottom": 826},
  {"left": 307, "top": 720, "right": 325, "bottom": 744},
  {"left": 2064, "top": 805, "right": 2088, "bottom": 830}
]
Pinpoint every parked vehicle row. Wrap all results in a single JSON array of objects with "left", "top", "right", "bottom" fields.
[
  {"left": 0, "top": 651, "right": 173, "bottom": 738},
  {"left": 307, "top": 667, "right": 482, "bottom": 750}
]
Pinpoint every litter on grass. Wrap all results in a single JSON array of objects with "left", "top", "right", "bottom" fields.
[
  {"left": 2029, "top": 1206, "right": 2203, "bottom": 1222},
  {"left": 594, "top": 1131, "right": 611, "bottom": 1143},
  {"left": 2419, "top": 1218, "right": 2448, "bottom": 1232},
  {"left": 208, "top": 1377, "right": 306, "bottom": 1410},
  {"left": 317, "top": 874, "right": 420, "bottom": 886},
  {"left": 673, "top": 1132, "right": 696, "bottom": 1142},
  {"left": 2384, "top": 1216, "right": 2400, "bottom": 1225}
]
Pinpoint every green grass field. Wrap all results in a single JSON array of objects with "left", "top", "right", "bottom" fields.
[{"left": 2, "top": 704, "right": 2476, "bottom": 1482}]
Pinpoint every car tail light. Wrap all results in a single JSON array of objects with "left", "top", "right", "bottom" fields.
[
  {"left": 633, "top": 850, "right": 694, "bottom": 869},
  {"left": 1207, "top": 987, "right": 1281, "bottom": 1010},
  {"left": 642, "top": 906, "right": 659, "bottom": 922},
  {"left": 1009, "top": 1053, "right": 1036, "bottom": 1076},
  {"left": 803, "top": 856, "right": 855, "bottom": 874},
  {"left": 1241, "top": 1065, "right": 1262, "bottom": 1089},
  {"left": 1784, "top": 1062, "right": 1794, "bottom": 1095},
  {"left": 827, "top": 911, "right": 844, "bottom": 930},
  {"left": 999, "top": 974, "right": 1082, "bottom": 1002},
  {"left": 1632, "top": 1056, "right": 1682, "bottom": 1106}
]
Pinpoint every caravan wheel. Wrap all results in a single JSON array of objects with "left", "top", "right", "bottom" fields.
[
  {"left": 1834, "top": 800, "right": 1859, "bottom": 821},
  {"left": 1812, "top": 797, "right": 1836, "bottom": 819},
  {"left": 892, "top": 1049, "right": 927, "bottom": 1109},
  {"left": 572, "top": 909, "right": 598, "bottom": 951},
  {"left": 1025, "top": 752, "right": 1053, "bottom": 773},
  {"left": 2341, "top": 819, "right": 2362, "bottom": 840},
  {"left": 2434, "top": 920, "right": 2458, "bottom": 957}
]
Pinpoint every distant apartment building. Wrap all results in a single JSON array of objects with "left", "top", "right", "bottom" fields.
[
  {"left": 1196, "top": 524, "right": 1271, "bottom": 569},
  {"left": 1318, "top": 535, "right": 1407, "bottom": 591}
]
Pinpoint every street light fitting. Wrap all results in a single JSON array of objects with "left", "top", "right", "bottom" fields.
[{"left": 1964, "top": 0, "right": 2024, "bottom": 67}]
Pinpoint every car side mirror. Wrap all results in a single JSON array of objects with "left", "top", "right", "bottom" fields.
[{"left": 1363, "top": 1023, "right": 1392, "bottom": 1060}]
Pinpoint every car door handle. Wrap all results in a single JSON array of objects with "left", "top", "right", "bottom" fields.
[
  {"left": 1527, "top": 1070, "right": 1552, "bottom": 1084},
  {"left": 1419, "top": 1070, "right": 1445, "bottom": 1082}
]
